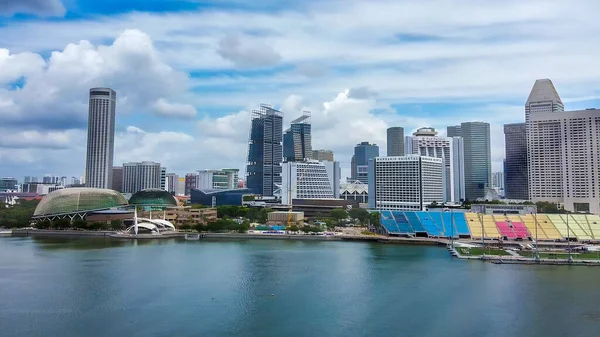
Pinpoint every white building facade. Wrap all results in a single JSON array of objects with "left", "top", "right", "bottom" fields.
[
  {"left": 280, "top": 160, "right": 340, "bottom": 205},
  {"left": 368, "top": 155, "right": 444, "bottom": 211},
  {"left": 404, "top": 127, "right": 465, "bottom": 203},
  {"left": 122, "top": 161, "right": 162, "bottom": 193},
  {"left": 526, "top": 79, "right": 600, "bottom": 214},
  {"left": 197, "top": 169, "right": 239, "bottom": 190}
]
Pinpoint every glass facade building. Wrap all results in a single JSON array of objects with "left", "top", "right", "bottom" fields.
[
  {"left": 353, "top": 142, "right": 379, "bottom": 184},
  {"left": 283, "top": 112, "right": 312, "bottom": 162},
  {"left": 190, "top": 188, "right": 252, "bottom": 206},
  {"left": 246, "top": 104, "right": 283, "bottom": 196}
]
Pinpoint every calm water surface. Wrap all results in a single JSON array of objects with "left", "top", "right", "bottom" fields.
[{"left": 1, "top": 237, "right": 600, "bottom": 337}]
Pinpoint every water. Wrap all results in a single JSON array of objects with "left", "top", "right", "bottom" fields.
[{"left": 1, "top": 237, "right": 600, "bottom": 337}]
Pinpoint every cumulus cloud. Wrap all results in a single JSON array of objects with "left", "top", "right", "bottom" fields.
[
  {"left": 347, "top": 86, "right": 378, "bottom": 99},
  {"left": 0, "top": 0, "right": 65, "bottom": 17},
  {"left": 216, "top": 35, "right": 281, "bottom": 68},
  {"left": 153, "top": 98, "right": 197, "bottom": 119},
  {"left": 0, "top": 29, "right": 191, "bottom": 129}
]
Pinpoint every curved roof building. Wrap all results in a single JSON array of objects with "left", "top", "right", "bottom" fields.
[
  {"left": 128, "top": 189, "right": 178, "bottom": 207},
  {"left": 33, "top": 188, "right": 128, "bottom": 217}
]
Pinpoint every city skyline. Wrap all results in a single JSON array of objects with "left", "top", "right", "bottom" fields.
[{"left": 1, "top": 1, "right": 600, "bottom": 180}]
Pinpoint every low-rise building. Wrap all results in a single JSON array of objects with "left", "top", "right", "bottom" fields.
[
  {"left": 267, "top": 211, "right": 304, "bottom": 226},
  {"left": 139, "top": 206, "right": 217, "bottom": 227}
]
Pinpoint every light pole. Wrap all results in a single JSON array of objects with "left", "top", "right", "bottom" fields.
[
  {"left": 533, "top": 209, "right": 539, "bottom": 261},
  {"left": 479, "top": 211, "right": 485, "bottom": 257},
  {"left": 566, "top": 213, "right": 572, "bottom": 262}
]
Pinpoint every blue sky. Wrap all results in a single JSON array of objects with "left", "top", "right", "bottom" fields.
[{"left": 1, "top": 0, "right": 600, "bottom": 180}]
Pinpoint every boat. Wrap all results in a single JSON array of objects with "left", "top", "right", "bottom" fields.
[{"left": 185, "top": 233, "right": 200, "bottom": 241}]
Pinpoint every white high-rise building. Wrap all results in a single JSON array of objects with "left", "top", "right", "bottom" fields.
[
  {"left": 526, "top": 79, "right": 600, "bottom": 214},
  {"left": 281, "top": 160, "right": 340, "bottom": 205},
  {"left": 165, "top": 173, "right": 179, "bottom": 194},
  {"left": 404, "top": 127, "right": 465, "bottom": 203},
  {"left": 368, "top": 155, "right": 444, "bottom": 211},
  {"left": 526, "top": 79, "right": 565, "bottom": 204},
  {"left": 85, "top": 88, "right": 116, "bottom": 189},
  {"left": 492, "top": 172, "right": 505, "bottom": 195},
  {"left": 122, "top": 161, "right": 162, "bottom": 193},
  {"left": 197, "top": 169, "right": 239, "bottom": 190}
]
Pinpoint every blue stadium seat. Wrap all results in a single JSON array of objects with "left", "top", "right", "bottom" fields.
[
  {"left": 391, "top": 211, "right": 415, "bottom": 234},
  {"left": 429, "top": 212, "right": 448, "bottom": 236},
  {"left": 450, "top": 212, "right": 471, "bottom": 236},
  {"left": 416, "top": 212, "right": 443, "bottom": 237},
  {"left": 404, "top": 212, "right": 427, "bottom": 232},
  {"left": 379, "top": 210, "right": 401, "bottom": 234}
]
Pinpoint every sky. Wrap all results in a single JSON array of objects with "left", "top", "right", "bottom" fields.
[{"left": 1, "top": 0, "right": 600, "bottom": 181}]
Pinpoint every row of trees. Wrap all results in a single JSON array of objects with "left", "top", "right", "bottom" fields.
[
  {"left": 34, "top": 219, "right": 124, "bottom": 231},
  {"left": 179, "top": 218, "right": 250, "bottom": 233},
  {"left": 215, "top": 206, "right": 274, "bottom": 223},
  {"left": 0, "top": 199, "right": 40, "bottom": 228}
]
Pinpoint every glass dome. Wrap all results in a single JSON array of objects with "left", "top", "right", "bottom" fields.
[
  {"left": 128, "top": 189, "right": 178, "bottom": 207},
  {"left": 33, "top": 188, "right": 128, "bottom": 216}
]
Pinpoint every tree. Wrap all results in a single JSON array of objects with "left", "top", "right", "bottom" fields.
[
  {"left": 242, "top": 195, "right": 255, "bottom": 201},
  {"left": 289, "top": 225, "right": 299, "bottom": 232},
  {"left": 257, "top": 208, "right": 273, "bottom": 224},
  {"left": 72, "top": 219, "right": 88, "bottom": 229},
  {"left": 330, "top": 209, "right": 348, "bottom": 223},
  {"left": 110, "top": 220, "right": 123, "bottom": 231},
  {"left": 369, "top": 212, "right": 381, "bottom": 227},
  {"left": 301, "top": 225, "right": 312, "bottom": 233},
  {"left": 348, "top": 208, "right": 369, "bottom": 224}
]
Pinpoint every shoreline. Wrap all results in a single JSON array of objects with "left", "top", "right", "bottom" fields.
[{"left": 8, "top": 229, "right": 445, "bottom": 245}]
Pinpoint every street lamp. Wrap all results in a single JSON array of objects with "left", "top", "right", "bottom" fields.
[
  {"left": 531, "top": 208, "right": 539, "bottom": 262},
  {"left": 566, "top": 213, "right": 572, "bottom": 262},
  {"left": 478, "top": 211, "right": 485, "bottom": 257}
]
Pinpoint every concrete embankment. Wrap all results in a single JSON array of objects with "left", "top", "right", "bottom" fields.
[{"left": 12, "top": 229, "right": 116, "bottom": 237}]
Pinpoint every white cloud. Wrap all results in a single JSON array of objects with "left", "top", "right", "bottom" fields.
[
  {"left": 216, "top": 34, "right": 282, "bottom": 68},
  {"left": 153, "top": 98, "right": 197, "bottom": 119},
  {"left": 0, "top": 0, "right": 65, "bottom": 17},
  {"left": 0, "top": 29, "right": 192, "bottom": 129}
]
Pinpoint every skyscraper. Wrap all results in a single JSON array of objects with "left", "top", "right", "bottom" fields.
[
  {"left": 311, "top": 150, "right": 334, "bottom": 162},
  {"left": 526, "top": 79, "right": 600, "bottom": 213},
  {"left": 386, "top": 127, "right": 404, "bottom": 156},
  {"left": 448, "top": 122, "right": 491, "bottom": 200},
  {"left": 85, "top": 88, "right": 116, "bottom": 189},
  {"left": 368, "top": 155, "right": 444, "bottom": 210},
  {"left": 111, "top": 166, "right": 123, "bottom": 192},
  {"left": 280, "top": 160, "right": 339, "bottom": 205},
  {"left": 504, "top": 122, "right": 528, "bottom": 200},
  {"left": 246, "top": 104, "right": 283, "bottom": 196},
  {"left": 283, "top": 111, "right": 311, "bottom": 162},
  {"left": 404, "top": 127, "right": 465, "bottom": 203},
  {"left": 525, "top": 79, "right": 564, "bottom": 204},
  {"left": 352, "top": 142, "right": 379, "bottom": 184},
  {"left": 122, "top": 161, "right": 162, "bottom": 193},
  {"left": 446, "top": 125, "right": 461, "bottom": 138},
  {"left": 165, "top": 173, "right": 179, "bottom": 194}
]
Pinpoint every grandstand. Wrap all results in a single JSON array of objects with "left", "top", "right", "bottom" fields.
[{"left": 371, "top": 209, "right": 600, "bottom": 242}]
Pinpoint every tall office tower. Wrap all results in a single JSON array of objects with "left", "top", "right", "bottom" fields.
[
  {"left": 386, "top": 127, "right": 404, "bottom": 156},
  {"left": 31, "top": 176, "right": 38, "bottom": 183},
  {"left": 165, "top": 173, "right": 179, "bottom": 194},
  {"left": 160, "top": 167, "right": 166, "bottom": 191},
  {"left": 85, "top": 88, "right": 116, "bottom": 189},
  {"left": 353, "top": 142, "right": 379, "bottom": 183},
  {"left": 527, "top": 80, "right": 600, "bottom": 212},
  {"left": 42, "top": 175, "right": 51, "bottom": 184},
  {"left": 447, "top": 122, "right": 491, "bottom": 200},
  {"left": 492, "top": 172, "right": 505, "bottom": 192},
  {"left": 197, "top": 169, "right": 239, "bottom": 190},
  {"left": 184, "top": 173, "right": 199, "bottom": 195},
  {"left": 368, "top": 155, "right": 444, "bottom": 211},
  {"left": 280, "top": 160, "right": 340, "bottom": 205},
  {"left": 122, "top": 161, "right": 162, "bottom": 193},
  {"left": 71, "top": 177, "right": 81, "bottom": 185},
  {"left": 311, "top": 150, "right": 334, "bottom": 162},
  {"left": 283, "top": 111, "right": 312, "bottom": 162},
  {"left": 24, "top": 176, "right": 31, "bottom": 184},
  {"left": 404, "top": 127, "right": 464, "bottom": 203},
  {"left": 177, "top": 177, "right": 186, "bottom": 196},
  {"left": 111, "top": 166, "right": 123, "bottom": 192},
  {"left": 504, "top": 122, "right": 528, "bottom": 200},
  {"left": 525, "top": 79, "right": 564, "bottom": 204},
  {"left": 246, "top": 104, "right": 283, "bottom": 196},
  {"left": 350, "top": 155, "right": 356, "bottom": 181},
  {"left": 446, "top": 125, "right": 461, "bottom": 138},
  {"left": 451, "top": 137, "right": 466, "bottom": 202}
]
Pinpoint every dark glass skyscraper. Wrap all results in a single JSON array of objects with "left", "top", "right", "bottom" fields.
[
  {"left": 448, "top": 122, "right": 491, "bottom": 201},
  {"left": 353, "top": 142, "right": 379, "bottom": 184},
  {"left": 283, "top": 112, "right": 311, "bottom": 162},
  {"left": 504, "top": 123, "right": 529, "bottom": 200},
  {"left": 246, "top": 104, "right": 283, "bottom": 196},
  {"left": 386, "top": 127, "right": 404, "bottom": 156}
]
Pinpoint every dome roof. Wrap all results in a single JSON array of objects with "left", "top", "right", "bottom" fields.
[
  {"left": 33, "top": 188, "right": 128, "bottom": 216},
  {"left": 128, "top": 189, "right": 178, "bottom": 206}
]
